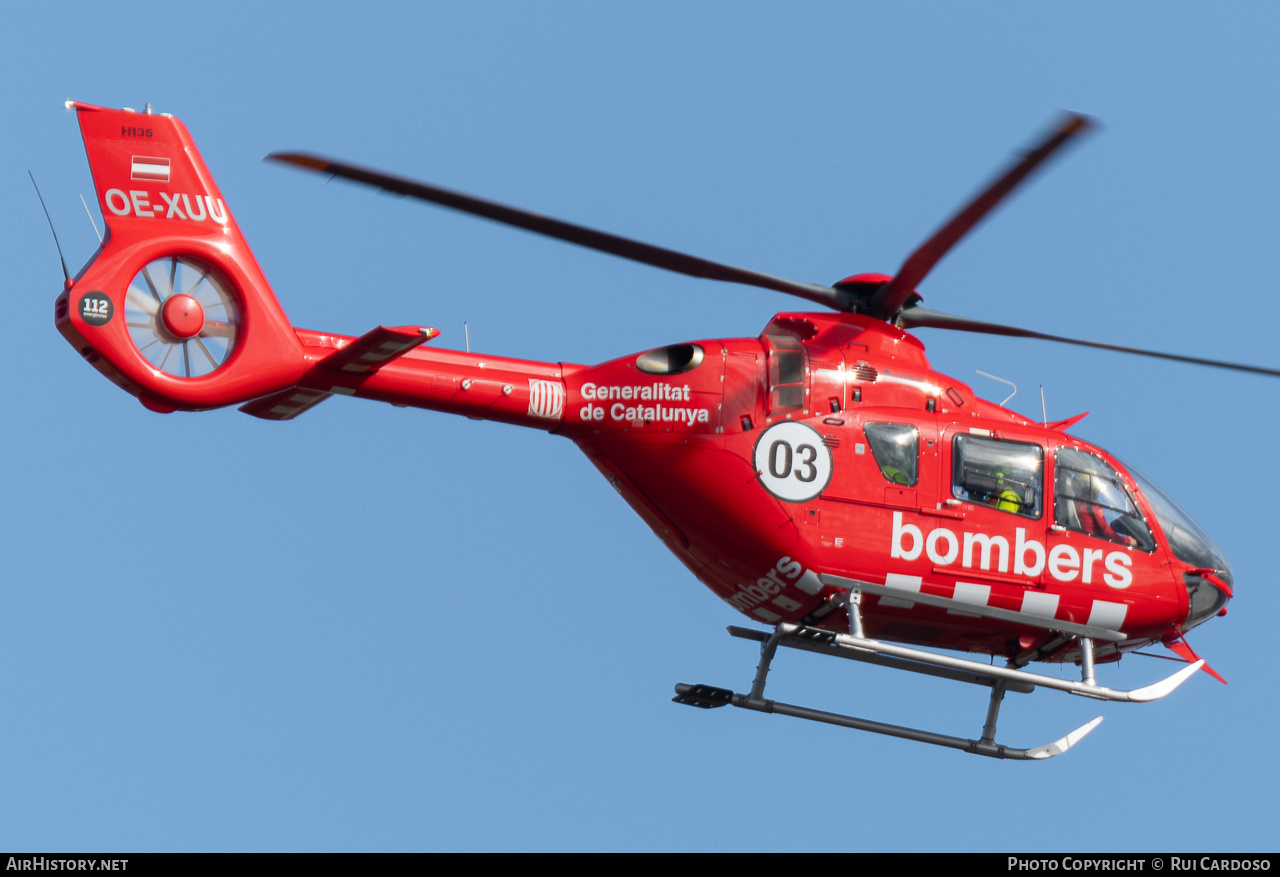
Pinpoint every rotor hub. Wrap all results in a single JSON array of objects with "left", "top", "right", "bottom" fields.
[{"left": 160, "top": 293, "right": 205, "bottom": 340}]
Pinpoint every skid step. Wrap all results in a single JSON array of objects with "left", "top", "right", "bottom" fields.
[{"left": 672, "top": 683, "right": 733, "bottom": 709}]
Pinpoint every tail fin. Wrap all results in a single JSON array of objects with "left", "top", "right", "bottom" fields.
[{"left": 55, "top": 101, "right": 307, "bottom": 411}]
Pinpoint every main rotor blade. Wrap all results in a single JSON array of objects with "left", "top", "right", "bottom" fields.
[
  {"left": 268, "top": 152, "right": 845, "bottom": 311},
  {"left": 900, "top": 307, "right": 1280, "bottom": 378},
  {"left": 870, "top": 113, "right": 1095, "bottom": 319}
]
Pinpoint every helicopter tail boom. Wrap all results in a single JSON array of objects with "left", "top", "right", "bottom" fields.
[{"left": 240, "top": 325, "right": 572, "bottom": 430}]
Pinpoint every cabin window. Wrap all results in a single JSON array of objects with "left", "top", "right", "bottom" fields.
[
  {"left": 1054, "top": 449, "right": 1155, "bottom": 550},
  {"left": 952, "top": 434, "right": 1043, "bottom": 518},
  {"left": 865, "top": 423, "right": 919, "bottom": 486},
  {"left": 766, "top": 335, "right": 806, "bottom": 414}
]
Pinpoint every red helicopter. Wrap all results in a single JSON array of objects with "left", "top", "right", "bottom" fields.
[{"left": 54, "top": 102, "right": 1263, "bottom": 760}]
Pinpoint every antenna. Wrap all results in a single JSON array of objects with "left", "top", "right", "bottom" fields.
[
  {"left": 29, "top": 172, "right": 70, "bottom": 282},
  {"left": 1040, "top": 385, "right": 1048, "bottom": 427},
  {"left": 975, "top": 370, "right": 1017, "bottom": 407},
  {"left": 464, "top": 321, "right": 471, "bottom": 353},
  {"left": 80, "top": 194, "right": 103, "bottom": 244}
]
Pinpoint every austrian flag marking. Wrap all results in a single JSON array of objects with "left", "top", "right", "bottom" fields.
[{"left": 130, "top": 155, "right": 170, "bottom": 182}]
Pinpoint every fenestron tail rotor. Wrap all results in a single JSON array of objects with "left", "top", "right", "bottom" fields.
[
  {"left": 124, "top": 257, "right": 240, "bottom": 378},
  {"left": 269, "top": 113, "right": 1279, "bottom": 380}
]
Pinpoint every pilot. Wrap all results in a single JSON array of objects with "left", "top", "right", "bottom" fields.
[
  {"left": 1059, "top": 470, "right": 1092, "bottom": 529},
  {"left": 1062, "top": 470, "right": 1129, "bottom": 544},
  {"left": 874, "top": 432, "right": 915, "bottom": 486},
  {"left": 880, "top": 463, "right": 910, "bottom": 486},
  {"left": 996, "top": 487, "right": 1023, "bottom": 513},
  {"left": 985, "top": 468, "right": 1024, "bottom": 513}
]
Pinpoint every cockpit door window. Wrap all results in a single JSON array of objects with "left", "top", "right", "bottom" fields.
[
  {"left": 1054, "top": 448, "right": 1155, "bottom": 551},
  {"left": 952, "top": 434, "right": 1043, "bottom": 518}
]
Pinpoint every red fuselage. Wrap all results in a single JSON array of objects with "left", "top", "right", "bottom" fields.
[{"left": 56, "top": 103, "right": 1227, "bottom": 669}]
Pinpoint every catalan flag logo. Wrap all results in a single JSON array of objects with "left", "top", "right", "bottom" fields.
[
  {"left": 527, "top": 379, "right": 564, "bottom": 420},
  {"left": 130, "top": 156, "right": 170, "bottom": 182}
]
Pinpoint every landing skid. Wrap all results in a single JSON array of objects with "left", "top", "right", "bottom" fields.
[{"left": 673, "top": 619, "right": 1203, "bottom": 760}]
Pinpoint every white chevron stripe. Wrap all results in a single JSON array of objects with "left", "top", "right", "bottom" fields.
[
  {"left": 1020, "top": 591, "right": 1060, "bottom": 619},
  {"left": 948, "top": 581, "right": 991, "bottom": 616},
  {"left": 880, "top": 572, "right": 923, "bottom": 608},
  {"left": 1087, "top": 600, "right": 1128, "bottom": 630}
]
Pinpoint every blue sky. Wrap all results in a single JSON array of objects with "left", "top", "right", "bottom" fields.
[{"left": 2, "top": 1, "right": 1278, "bottom": 852}]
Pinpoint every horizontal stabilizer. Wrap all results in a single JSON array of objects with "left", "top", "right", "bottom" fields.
[
  {"left": 239, "top": 387, "right": 331, "bottom": 421},
  {"left": 239, "top": 326, "right": 438, "bottom": 420},
  {"left": 319, "top": 325, "right": 438, "bottom": 374}
]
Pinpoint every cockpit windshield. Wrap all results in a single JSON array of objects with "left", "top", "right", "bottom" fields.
[
  {"left": 1124, "top": 464, "right": 1231, "bottom": 575},
  {"left": 1123, "top": 461, "right": 1234, "bottom": 628}
]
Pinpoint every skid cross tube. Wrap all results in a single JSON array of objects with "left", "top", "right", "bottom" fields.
[
  {"left": 726, "top": 625, "right": 1035, "bottom": 693},
  {"left": 761, "top": 622, "right": 1202, "bottom": 702},
  {"left": 838, "top": 588, "right": 1101, "bottom": 692}
]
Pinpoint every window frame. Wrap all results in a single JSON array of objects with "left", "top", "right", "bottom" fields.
[
  {"left": 865, "top": 422, "right": 920, "bottom": 487},
  {"left": 951, "top": 433, "right": 1045, "bottom": 520},
  {"left": 764, "top": 334, "right": 807, "bottom": 415},
  {"left": 1054, "top": 447, "right": 1156, "bottom": 552}
]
